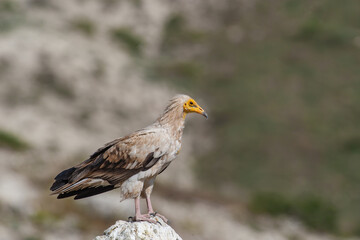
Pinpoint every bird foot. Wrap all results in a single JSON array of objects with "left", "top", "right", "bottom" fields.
[
  {"left": 135, "top": 214, "right": 158, "bottom": 224},
  {"left": 149, "top": 212, "right": 169, "bottom": 224}
]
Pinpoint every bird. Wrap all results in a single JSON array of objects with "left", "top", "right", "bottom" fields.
[{"left": 50, "top": 94, "right": 207, "bottom": 223}]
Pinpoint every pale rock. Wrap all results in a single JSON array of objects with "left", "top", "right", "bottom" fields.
[{"left": 94, "top": 216, "right": 182, "bottom": 240}]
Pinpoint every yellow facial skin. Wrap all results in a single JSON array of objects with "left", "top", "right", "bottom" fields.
[{"left": 183, "top": 98, "right": 208, "bottom": 119}]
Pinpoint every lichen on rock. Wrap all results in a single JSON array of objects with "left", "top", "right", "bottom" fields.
[{"left": 94, "top": 216, "right": 182, "bottom": 240}]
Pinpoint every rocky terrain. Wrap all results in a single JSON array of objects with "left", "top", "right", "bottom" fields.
[
  {"left": 0, "top": 0, "right": 358, "bottom": 240},
  {"left": 94, "top": 216, "right": 182, "bottom": 240}
]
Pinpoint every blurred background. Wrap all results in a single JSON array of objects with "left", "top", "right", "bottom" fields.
[{"left": 0, "top": 0, "right": 359, "bottom": 239}]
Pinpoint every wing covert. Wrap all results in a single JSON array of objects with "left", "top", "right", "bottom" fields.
[{"left": 74, "top": 129, "right": 169, "bottom": 184}]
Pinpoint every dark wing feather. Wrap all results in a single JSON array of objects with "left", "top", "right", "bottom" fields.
[
  {"left": 74, "top": 185, "right": 115, "bottom": 200},
  {"left": 50, "top": 167, "right": 76, "bottom": 191},
  {"left": 57, "top": 185, "right": 115, "bottom": 199},
  {"left": 142, "top": 152, "right": 161, "bottom": 170},
  {"left": 50, "top": 130, "right": 166, "bottom": 199},
  {"left": 158, "top": 162, "right": 171, "bottom": 175}
]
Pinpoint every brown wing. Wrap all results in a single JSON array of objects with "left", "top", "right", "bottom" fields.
[{"left": 50, "top": 129, "right": 169, "bottom": 199}]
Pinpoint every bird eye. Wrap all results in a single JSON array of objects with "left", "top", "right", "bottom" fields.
[{"left": 189, "top": 101, "right": 193, "bottom": 105}]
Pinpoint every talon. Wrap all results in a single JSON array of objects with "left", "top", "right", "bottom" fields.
[
  {"left": 128, "top": 216, "right": 134, "bottom": 222},
  {"left": 149, "top": 212, "right": 168, "bottom": 223},
  {"left": 135, "top": 214, "right": 157, "bottom": 224}
]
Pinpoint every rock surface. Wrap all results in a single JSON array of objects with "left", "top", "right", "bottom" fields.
[{"left": 94, "top": 216, "right": 182, "bottom": 240}]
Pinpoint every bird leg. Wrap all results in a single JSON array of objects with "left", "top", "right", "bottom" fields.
[
  {"left": 134, "top": 196, "right": 157, "bottom": 224},
  {"left": 145, "top": 194, "right": 168, "bottom": 223}
]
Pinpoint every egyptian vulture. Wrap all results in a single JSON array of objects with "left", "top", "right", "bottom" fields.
[{"left": 50, "top": 94, "right": 207, "bottom": 223}]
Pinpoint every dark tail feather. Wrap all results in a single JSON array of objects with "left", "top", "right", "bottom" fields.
[
  {"left": 74, "top": 185, "right": 115, "bottom": 199},
  {"left": 50, "top": 167, "right": 76, "bottom": 191},
  {"left": 57, "top": 185, "right": 115, "bottom": 200},
  {"left": 57, "top": 189, "right": 80, "bottom": 199}
]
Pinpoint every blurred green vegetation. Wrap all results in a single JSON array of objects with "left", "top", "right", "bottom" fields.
[
  {"left": 24, "top": 237, "right": 41, "bottom": 240},
  {"left": 0, "top": 129, "right": 30, "bottom": 151},
  {"left": 250, "top": 192, "right": 337, "bottom": 232},
  {"left": 250, "top": 192, "right": 293, "bottom": 216},
  {"left": 31, "top": 210, "right": 60, "bottom": 226},
  {"left": 109, "top": 27, "right": 143, "bottom": 55},
  {"left": 148, "top": 0, "right": 360, "bottom": 235},
  {"left": 161, "top": 13, "right": 207, "bottom": 52},
  {"left": 69, "top": 17, "right": 97, "bottom": 37},
  {"left": 0, "top": 0, "right": 25, "bottom": 32}
]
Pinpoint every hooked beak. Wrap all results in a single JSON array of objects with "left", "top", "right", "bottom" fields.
[
  {"left": 202, "top": 112, "right": 208, "bottom": 119},
  {"left": 192, "top": 105, "right": 208, "bottom": 119}
]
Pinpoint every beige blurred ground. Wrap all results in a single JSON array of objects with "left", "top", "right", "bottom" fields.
[{"left": 0, "top": 1, "right": 357, "bottom": 240}]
